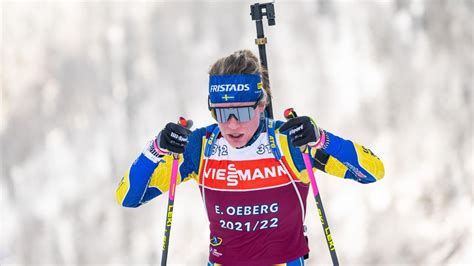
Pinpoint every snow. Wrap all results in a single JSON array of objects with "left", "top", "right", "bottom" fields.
[{"left": 1, "top": 0, "right": 472, "bottom": 265}]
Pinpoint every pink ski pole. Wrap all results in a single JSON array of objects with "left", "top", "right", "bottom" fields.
[
  {"left": 284, "top": 108, "right": 339, "bottom": 266},
  {"left": 161, "top": 117, "right": 192, "bottom": 266}
]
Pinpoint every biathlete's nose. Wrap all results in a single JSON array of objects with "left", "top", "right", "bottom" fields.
[{"left": 227, "top": 115, "right": 240, "bottom": 129}]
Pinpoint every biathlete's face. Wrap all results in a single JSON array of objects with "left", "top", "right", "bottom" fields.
[{"left": 211, "top": 101, "right": 265, "bottom": 149}]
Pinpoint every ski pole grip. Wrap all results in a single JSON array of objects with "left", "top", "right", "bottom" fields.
[
  {"left": 173, "top": 117, "right": 193, "bottom": 159},
  {"left": 284, "top": 107, "right": 297, "bottom": 119},
  {"left": 283, "top": 108, "right": 309, "bottom": 153},
  {"left": 178, "top": 117, "right": 193, "bottom": 129}
]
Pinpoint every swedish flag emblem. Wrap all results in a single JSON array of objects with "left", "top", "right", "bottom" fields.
[{"left": 222, "top": 94, "right": 235, "bottom": 101}]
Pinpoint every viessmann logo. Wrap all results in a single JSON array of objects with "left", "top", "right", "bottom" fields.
[{"left": 202, "top": 159, "right": 291, "bottom": 189}]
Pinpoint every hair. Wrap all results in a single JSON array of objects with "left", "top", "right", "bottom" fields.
[{"left": 208, "top": 49, "right": 271, "bottom": 106}]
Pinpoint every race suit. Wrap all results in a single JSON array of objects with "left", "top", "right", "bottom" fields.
[{"left": 116, "top": 118, "right": 385, "bottom": 265}]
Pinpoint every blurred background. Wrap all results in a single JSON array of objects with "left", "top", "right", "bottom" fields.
[{"left": 1, "top": 0, "right": 472, "bottom": 265}]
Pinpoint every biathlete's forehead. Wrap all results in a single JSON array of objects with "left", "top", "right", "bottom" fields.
[{"left": 210, "top": 101, "right": 257, "bottom": 108}]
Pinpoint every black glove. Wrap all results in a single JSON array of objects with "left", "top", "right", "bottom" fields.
[
  {"left": 279, "top": 116, "right": 321, "bottom": 148},
  {"left": 157, "top": 122, "right": 192, "bottom": 154}
]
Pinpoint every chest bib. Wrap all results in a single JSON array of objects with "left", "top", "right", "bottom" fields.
[{"left": 199, "top": 130, "right": 310, "bottom": 265}]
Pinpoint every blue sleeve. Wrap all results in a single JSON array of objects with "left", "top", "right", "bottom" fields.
[
  {"left": 315, "top": 130, "right": 385, "bottom": 183},
  {"left": 116, "top": 154, "right": 159, "bottom": 207}
]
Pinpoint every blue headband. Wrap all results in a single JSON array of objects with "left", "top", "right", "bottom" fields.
[{"left": 209, "top": 74, "right": 263, "bottom": 104}]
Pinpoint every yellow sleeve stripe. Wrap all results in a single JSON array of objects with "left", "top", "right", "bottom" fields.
[
  {"left": 195, "top": 136, "right": 208, "bottom": 183},
  {"left": 183, "top": 171, "right": 198, "bottom": 183},
  {"left": 148, "top": 155, "right": 184, "bottom": 193},
  {"left": 354, "top": 143, "right": 385, "bottom": 180},
  {"left": 298, "top": 167, "right": 315, "bottom": 184},
  {"left": 310, "top": 145, "right": 347, "bottom": 178},
  {"left": 115, "top": 168, "right": 131, "bottom": 206},
  {"left": 278, "top": 134, "right": 310, "bottom": 184},
  {"left": 310, "top": 146, "right": 317, "bottom": 158},
  {"left": 325, "top": 156, "right": 348, "bottom": 178}
]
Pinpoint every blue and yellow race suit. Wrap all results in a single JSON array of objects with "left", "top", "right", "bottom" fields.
[{"left": 116, "top": 118, "right": 384, "bottom": 265}]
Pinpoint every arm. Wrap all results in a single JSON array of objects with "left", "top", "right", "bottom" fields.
[
  {"left": 115, "top": 127, "right": 205, "bottom": 208},
  {"left": 309, "top": 130, "right": 385, "bottom": 183},
  {"left": 115, "top": 151, "right": 163, "bottom": 208},
  {"left": 277, "top": 119, "right": 385, "bottom": 184}
]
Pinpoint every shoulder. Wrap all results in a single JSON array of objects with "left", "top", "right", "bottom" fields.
[
  {"left": 183, "top": 123, "right": 219, "bottom": 165},
  {"left": 272, "top": 119, "right": 289, "bottom": 137},
  {"left": 273, "top": 120, "right": 285, "bottom": 131},
  {"left": 188, "top": 123, "right": 219, "bottom": 143}
]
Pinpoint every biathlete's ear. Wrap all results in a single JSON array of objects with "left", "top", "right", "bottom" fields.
[
  {"left": 260, "top": 93, "right": 269, "bottom": 107},
  {"left": 257, "top": 103, "right": 266, "bottom": 113},
  {"left": 210, "top": 109, "right": 217, "bottom": 120}
]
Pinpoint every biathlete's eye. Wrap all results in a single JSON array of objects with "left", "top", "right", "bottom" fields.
[{"left": 211, "top": 106, "right": 257, "bottom": 123}]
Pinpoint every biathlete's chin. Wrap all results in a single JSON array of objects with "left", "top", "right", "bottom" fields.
[{"left": 224, "top": 133, "right": 248, "bottom": 148}]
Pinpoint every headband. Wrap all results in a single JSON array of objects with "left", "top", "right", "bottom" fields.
[{"left": 209, "top": 74, "right": 263, "bottom": 104}]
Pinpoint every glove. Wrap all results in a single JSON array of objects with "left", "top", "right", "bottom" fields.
[
  {"left": 279, "top": 116, "right": 326, "bottom": 149},
  {"left": 143, "top": 122, "right": 192, "bottom": 163},
  {"left": 156, "top": 122, "right": 192, "bottom": 154}
]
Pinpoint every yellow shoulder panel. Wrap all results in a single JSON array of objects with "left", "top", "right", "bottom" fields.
[{"left": 278, "top": 134, "right": 310, "bottom": 184}]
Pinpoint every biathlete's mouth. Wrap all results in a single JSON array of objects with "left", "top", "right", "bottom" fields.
[{"left": 228, "top": 133, "right": 244, "bottom": 139}]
